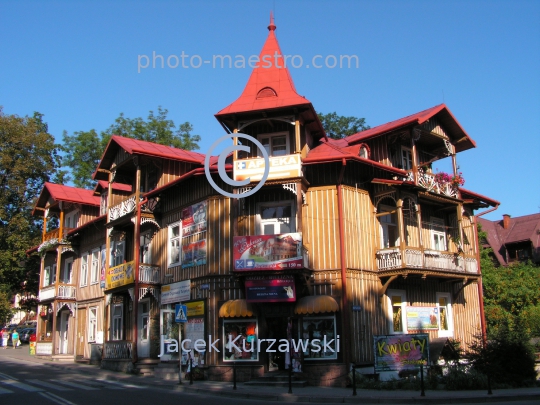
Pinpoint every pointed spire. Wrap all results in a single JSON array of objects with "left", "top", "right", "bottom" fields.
[{"left": 268, "top": 11, "right": 276, "bottom": 31}]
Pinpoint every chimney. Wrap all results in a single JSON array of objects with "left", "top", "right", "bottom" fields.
[{"left": 503, "top": 214, "right": 511, "bottom": 229}]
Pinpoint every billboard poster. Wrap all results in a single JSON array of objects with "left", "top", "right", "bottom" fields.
[
  {"left": 233, "top": 233, "right": 302, "bottom": 271},
  {"left": 105, "top": 261, "right": 134, "bottom": 289},
  {"left": 373, "top": 334, "right": 429, "bottom": 372},
  {"left": 100, "top": 244, "right": 106, "bottom": 288},
  {"left": 182, "top": 239, "right": 207, "bottom": 268},
  {"left": 161, "top": 279, "right": 191, "bottom": 305},
  {"left": 182, "top": 201, "right": 207, "bottom": 237},
  {"left": 406, "top": 307, "right": 439, "bottom": 330},
  {"left": 245, "top": 278, "right": 296, "bottom": 302}
]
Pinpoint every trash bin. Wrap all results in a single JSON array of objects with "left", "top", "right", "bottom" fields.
[
  {"left": 29, "top": 333, "right": 36, "bottom": 355},
  {"left": 90, "top": 343, "right": 102, "bottom": 365}
]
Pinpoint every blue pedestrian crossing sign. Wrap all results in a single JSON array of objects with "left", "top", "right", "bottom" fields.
[{"left": 175, "top": 304, "right": 187, "bottom": 323}]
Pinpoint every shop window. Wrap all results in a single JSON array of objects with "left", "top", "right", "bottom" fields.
[
  {"left": 168, "top": 222, "right": 181, "bottom": 267},
  {"left": 388, "top": 289, "right": 407, "bottom": 334},
  {"left": 112, "top": 303, "right": 123, "bottom": 341},
  {"left": 80, "top": 253, "right": 88, "bottom": 287},
  {"left": 257, "top": 201, "right": 295, "bottom": 235},
  {"left": 88, "top": 307, "right": 97, "bottom": 342},
  {"left": 258, "top": 132, "right": 289, "bottom": 157},
  {"left": 301, "top": 316, "right": 337, "bottom": 360},
  {"left": 431, "top": 217, "right": 447, "bottom": 251},
  {"left": 90, "top": 248, "right": 100, "bottom": 284},
  {"left": 223, "top": 319, "right": 258, "bottom": 362},
  {"left": 436, "top": 292, "right": 453, "bottom": 337}
]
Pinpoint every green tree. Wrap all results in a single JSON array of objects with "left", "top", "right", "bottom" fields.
[
  {"left": 60, "top": 107, "right": 201, "bottom": 189},
  {"left": 317, "top": 112, "right": 369, "bottom": 139},
  {"left": 0, "top": 290, "right": 14, "bottom": 326},
  {"left": 0, "top": 108, "right": 58, "bottom": 294}
]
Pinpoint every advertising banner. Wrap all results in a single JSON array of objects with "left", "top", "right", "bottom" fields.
[
  {"left": 161, "top": 280, "right": 191, "bottom": 305},
  {"left": 182, "top": 299, "right": 206, "bottom": 365},
  {"left": 233, "top": 233, "right": 302, "bottom": 271},
  {"left": 245, "top": 278, "right": 296, "bottom": 303},
  {"left": 105, "top": 261, "right": 134, "bottom": 289},
  {"left": 234, "top": 154, "right": 302, "bottom": 182},
  {"left": 373, "top": 334, "right": 429, "bottom": 372},
  {"left": 182, "top": 239, "right": 207, "bottom": 268},
  {"left": 182, "top": 201, "right": 207, "bottom": 237},
  {"left": 406, "top": 307, "right": 439, "bottom": 330}
]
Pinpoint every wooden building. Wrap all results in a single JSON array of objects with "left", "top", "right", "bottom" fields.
[{"left": 31, "top": 15, "right": 499, "bottom": 385}]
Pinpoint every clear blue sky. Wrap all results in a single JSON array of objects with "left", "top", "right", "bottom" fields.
[{"left": 1, "top": 0, "right": 539, "bottom": 221}]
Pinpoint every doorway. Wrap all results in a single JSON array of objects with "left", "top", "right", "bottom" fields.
[
  {"left": 265, "top": 317, "right": 289, "bottom": 372},
  {"left": 59, "top": 310, "right": 70, "bottom": 354},
  {"left": 138, "top": 299, "right": 150, "bottom": 358}
]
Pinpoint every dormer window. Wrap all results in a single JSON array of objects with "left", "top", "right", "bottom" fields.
[
  {"left": 401, "top": 146, "right": 413, "bottom": 171},
  {"left": 358, "top": 144, "right": 370, "bottom": 159},
  {"left": 258, "top": 132, "right": 289, "bottom": 157}
]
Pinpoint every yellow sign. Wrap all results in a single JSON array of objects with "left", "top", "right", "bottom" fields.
[
  {"left": 234, "top": 154, "right": 302, "bottom": 182},
  {"left": 186, "top": 300, "right": 205, "bottom": 316},
  {"left": 106, "top": 261, "right": 135, "bottom": 289}
]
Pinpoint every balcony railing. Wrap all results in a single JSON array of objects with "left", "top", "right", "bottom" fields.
[
  {"left": 57, "top": 284, "right": 76, "bottom": 299},
  {"left": 139, "top": 264, "right": 160, "bottom": 284},
  {"left": 43, "top": 227, "right": 75, "bottom": 243},
  {"left": 39, "top": 284, "right": 76, "bottom": 301},
  {"left": 108, "top": 194, "right": 141, "bottom": 222},
  {"left": 407, "top": 170, "right": 459, "bottom": 198},
  {"left": 38, "top": 285, "right": 56, "bottom": 301},
  {"left": 376, "top": 247, "right": 478, "bottom": 274},
  {"left": 103, "top": 341, "right": 132, "bottom": 360}
]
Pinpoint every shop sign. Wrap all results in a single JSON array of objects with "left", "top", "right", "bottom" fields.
[
  {"left": 245, "top": 278, "right": 296, "bottom": 303},
  {"left": 373, "top": 334, "right": 429, "bottom": 372},
  {"left": 234, "top": 154, "right": 301, "bottom": 182},
  {"left": 161, "top": 279, "right": 191, "bottom": 305},
  {"left": 106, "top": 261, "right": 134, "bottom": 289},
  {"left": 233, "top": 233, "right": 303, "bottom": 271}
]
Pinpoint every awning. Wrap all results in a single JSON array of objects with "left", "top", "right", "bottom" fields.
[
  {"left": 294, "top": 295, "right": 340, "bottom": 315},
  {"left": 219, "top": 299, "right": 257, "bottom": 318}
]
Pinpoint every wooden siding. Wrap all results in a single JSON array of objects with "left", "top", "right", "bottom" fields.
[
  {"left": 157, "top": 160, "right": 196, "bottom": 189},
  {"left": 368, "top": 136, "right": 391, "bottom": 166},
  {"left": 79, "top": 206, "right": 100, "bottom": 226},
  {"left": 421, "top": 117, "right": 449, "bottom": 139}
]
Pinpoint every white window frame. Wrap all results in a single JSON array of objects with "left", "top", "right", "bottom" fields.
[
  {"left": 378, "top": 205, "right": 399, "bottom": 249},
  {"left": 112, "top": 303, "right": 123, "bottom": 341},
  {"left": 387, "top": 289, "right": 407, "bottom": 334},
  {"left": 257, "top": 131, "right": 290, "bottom": 157},
  {"left": 80, "top": 252, "right": 88, "bottom": 287},
  {"left": 110, "top": 239, "right": 125, "bottom": 267},
  {"left": 63, "top": 257, "right": 73, "bottom": 284},
  {"left": 88, "top": 306, "right": 98, "bottom": 342},
  {"left": 168, "top": 221, "right": 182, "bottom": 267},
  {"left": 140, "top": 231, "right": 153, "bottom": 265},
  {"left": 43, "top": 266, "right": 51, "bottom": 287},
  {"left": 51, "top": 264, "right": 57, "bottom": 285},
  {"left": 64, "top": 210, "right": 79, "bottom": 229},
  {"left": 436, "top": 292, "right": 454, "bottom": 338},
  {"left": 100, "top": 191, "right": 108, "bottom": 216},
  {"left": 256, "top": 200, "right": 296, "bottom": 236},
  {"left": 431, "top": 217, "right": 447, "bottom": 251},
  {"left": 90, "top": 248, "right": 100, "bottom": 284},
  {"left": 401, "top": 146, "right": 413, "bottom": 171}
]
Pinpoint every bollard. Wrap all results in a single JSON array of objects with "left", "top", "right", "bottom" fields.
[
  {"left": 189, "top": 357, "right": 193, "bottom": 385},
  {"left": 420, "top": 364, "right": 425, "bottom": 397},
  {"left": 352, "top": 364, "right": 357, "bottom": 396},
  {"left": 233, "top": 361, "right": 237, "bottom": 390}
]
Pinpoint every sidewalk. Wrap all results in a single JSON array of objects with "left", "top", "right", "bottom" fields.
[{"left": 1, "top": 347, "right": 539, "bottom": 404}]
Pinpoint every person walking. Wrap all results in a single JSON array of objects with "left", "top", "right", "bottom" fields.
[
  {"left": 1, "top": 330, "right": 9, "bottom": 348},
  {"left": 11, "top": 330, "right": 19, "bottom": 349}
]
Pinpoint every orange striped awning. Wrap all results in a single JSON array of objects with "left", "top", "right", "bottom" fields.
[
  {"left": 294, "top": 295, "right": 340, "bottom": 315},
  {"left": 218, "top": 299, "right": 257, "bottom": 318}
]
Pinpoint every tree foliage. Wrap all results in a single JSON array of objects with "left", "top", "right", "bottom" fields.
[
  {"left": 317, "top": 111, "right": 369, "bottom": 139},
  {"left": 0, "top": 108, "right": 58, "bottom": 296},
  {"left": 0, "top": 290, "right": 14, "bottom": 325},
  {"left": 60, "top": 107, "right": 201, "bottom": 189}
]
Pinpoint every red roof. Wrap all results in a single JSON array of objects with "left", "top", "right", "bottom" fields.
[
  {"left": 345, "top": 104, "right": 476, "bottom": 152},
  {"left": 216, "top": 13, "right": 311, "bottom": 115},
  {"left": 110, "top": 136, "right": 205, "bottom": 164},
  {"left": 95, "top": 180, "right": 132, "bottom": 193},
  {"left": 35, "top": 183, "right": 100, "bottom": 211}
]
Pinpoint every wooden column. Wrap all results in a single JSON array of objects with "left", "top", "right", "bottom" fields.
[{"left": 397, "top": 198, "right": 405, "bottom": 249}]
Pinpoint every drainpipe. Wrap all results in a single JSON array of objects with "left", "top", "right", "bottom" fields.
[
  {"left": 336, "top": 158, "right": 351, "bottom": 367},
  {"left": 474, "top": 203, "right": 499, "bottom": 345},
  {"left": 132, "top": 187, "right": 146, "bottom": 365}
]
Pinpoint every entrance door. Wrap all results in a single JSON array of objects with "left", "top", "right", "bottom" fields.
[
  {"left": 59, "top": 310, "right": 70, "bottom": 354},
  {"left": 159, "top": 307, "right": 179, "bottom": 361},
  {"left": 138, "top": 299, "right": 150, "bottom": 358},
  {"left": 265, "top": 317, "right": 289, "bottom": 371},
  {"left": 76, "top": 308, "right": 86, "bottom": 357}
]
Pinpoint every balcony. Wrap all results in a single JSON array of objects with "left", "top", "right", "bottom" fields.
[
  {"left": 38, "top": 284, "right": 76, "bottom": 301},
  {"left": 407, "top": 170, "right": 459, "bottom": 198},
  {"left": 43, "top": 227, "right": 75, "bottom": 243},
  {"left": 139, "top": 264, "right": 160, "bottom": 284},
  {"left": 108, "top": 194, "right": 140, "bottom": 222},
  {"left": 376, "top": 247, "right": 478, "bottom": 275}
]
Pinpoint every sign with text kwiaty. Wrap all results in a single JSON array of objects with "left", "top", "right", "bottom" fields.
[
  {"left": 175, "top": 304, "right": 187, "bottom": 323},
  {"left": 373, "top": 334, "right": 429, "bottom": 372}
]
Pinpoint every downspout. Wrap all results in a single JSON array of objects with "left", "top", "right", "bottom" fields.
[
  {"left": 474, "top": 203, "right": 499, "bottom": 344},
  {"left": 336, "top": 158, "right": 351, "bottom": 367}
]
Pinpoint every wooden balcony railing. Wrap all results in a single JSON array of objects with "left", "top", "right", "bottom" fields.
[
  {"left": 407, "top": 170, "right": 459, "bottom": 198},
  {"left": 139, "top": 264, "right": 160, "bottom": 284},
  {"left": 43, "top": 228, "right": 60, "bottom": 242},
  {"left": 103, "top": 341, "right": 132, "bottom": 360},
  {"left": 108, "top": 194, "right": 141, "bottom": 222},
  {"left": 376, "top": 247, "right": 478, "bottom": 274},
  {"left": 38, "top": 284, "right": 76, "bottom": 301}
]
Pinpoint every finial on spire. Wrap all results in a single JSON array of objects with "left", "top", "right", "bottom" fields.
[{"left": 268, "top": 11, "right": 276, "bottom": 31}]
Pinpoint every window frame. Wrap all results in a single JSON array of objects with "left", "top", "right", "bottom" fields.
[
  {"left": 222, "top": 319, "right": 259, "bottom": 362},
  {"left": 257, "top": 131, "right": 290, "bottom": 157},
  {"left": 110, "top": 239, "right": 125, "bottom": 267},
  {"left": 431, "top": 217, "right": 447, "bottom": 251},
  {"left": 63, "top": 257, "right": 73, "bottom": 284},
  {"left": 401, "top": 146, "right": 413, "bottom": 171},
  {"left": 436, "top": 292, "right": 453, "bottom": 338},
  {"left": 256, "top": 200, "right": 296, "bottom": 236},
  {"left": 90, "top": 248, "right": 100, "bottom": 285},
  {"left": 43, "top": 266, "right": 51, "bottom": 287},
  {"left": 301, "top": 315, "right": 338, "bottom": 360},
  {"left": 80, "top": 252, "right": 89, "bottom": 287},
  {"left": 168, "top": 221, "right": 182, "bottom": 267},
  {"left": 387, "top": 289, "right": 407, "bottom": 335},
  {"left": 378, "top": 204, "right": 399, "bottom": 249},
  {"left": 111, "top": 303, "right": 123, "bottom": 341},
  {"left": 88, "top": 306, "right": 98, "bottom": 342}
]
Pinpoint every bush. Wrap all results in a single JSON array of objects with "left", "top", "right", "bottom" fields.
[{"left": 444, "top": 366, "right": 488, "bottom": 390}]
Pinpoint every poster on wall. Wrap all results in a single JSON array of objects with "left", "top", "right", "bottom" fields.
[
  {"left": 105, "top": 261, "right": 134, "bottom": 289},
  {"left": 182, "top": 299, "right": 206, "bottom": 365},
  {"left": 373, "top": 334, "right": 429, "bottom": 372},
  {"left": 100, "top": 245, "right": 106, "bottom": 288},
  {"left": 182, "top": 239, "right": 207, "bottom": 268},
  {"left": 182, "top": 201, "right": 207, "bottom": 237},
  {"left": 161, "top": 279, "right": 191, "bottom": 305},
  {"left": 406, "top": 307, "right": 439, "bottom": 331},
  {"left": 233, "top": 233, "right": 302, "bottom": 271}
]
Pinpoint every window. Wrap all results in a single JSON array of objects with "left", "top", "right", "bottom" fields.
[
  {"left": 302, "top": 316, "right": 337, "bottom": 360},
  {"left": 110, "top": 240, "right": 125, "bottom": 267},
  {"left": 140, "top": 231, "right": 152, "bottom": 264},
  {"left": 168, "top": 222, "right": 181, "bottom": 266},
  {"left": 388, "top": 290, "right": 407, "bottom": 334},
  {"left": 258, "top": 132, "right": 289, "bottom": 157},
  {"left": 88, "top": 307, "right": 97, "bottom": 342},
  {"left": 43, "top": 266, "right": 51, "bottom": 287},
  {"left": 112, "top": 304, "right": 123, "bottom": 341},
  {"left": 436, "top": 292, "right": 453, "bottom": 337},
  {"left": 52, "top": 264, "right": 57, "bottom": 285},
  {"left": 64, "top": 210, "right": 78, "bottom": 229},
  {"left": 431, "top": 218, "right": 447, "bottom": 251},
  {"left": 223, "top": 320, "right": 258, "bottom": 362},
  {"left": 62, "top": 258, "right": 73, "bottom": 284},
  {"left": 378, "top": 203, "right": 399, "bottom": 249},
  {"left": 90, "top": 249, "right": 100, "bottom": 284},
  {"left": 257, "top": 201, "right": 295, "bottom": 235},
  {"left": 100, "top": 191, "right": 108, "bottom": 216},
  {"left": 401, "top": 146, "right": 413, "bottom": 170},
  {"left": 80, "top": 253, "right": 88, "bottom": 287}
]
